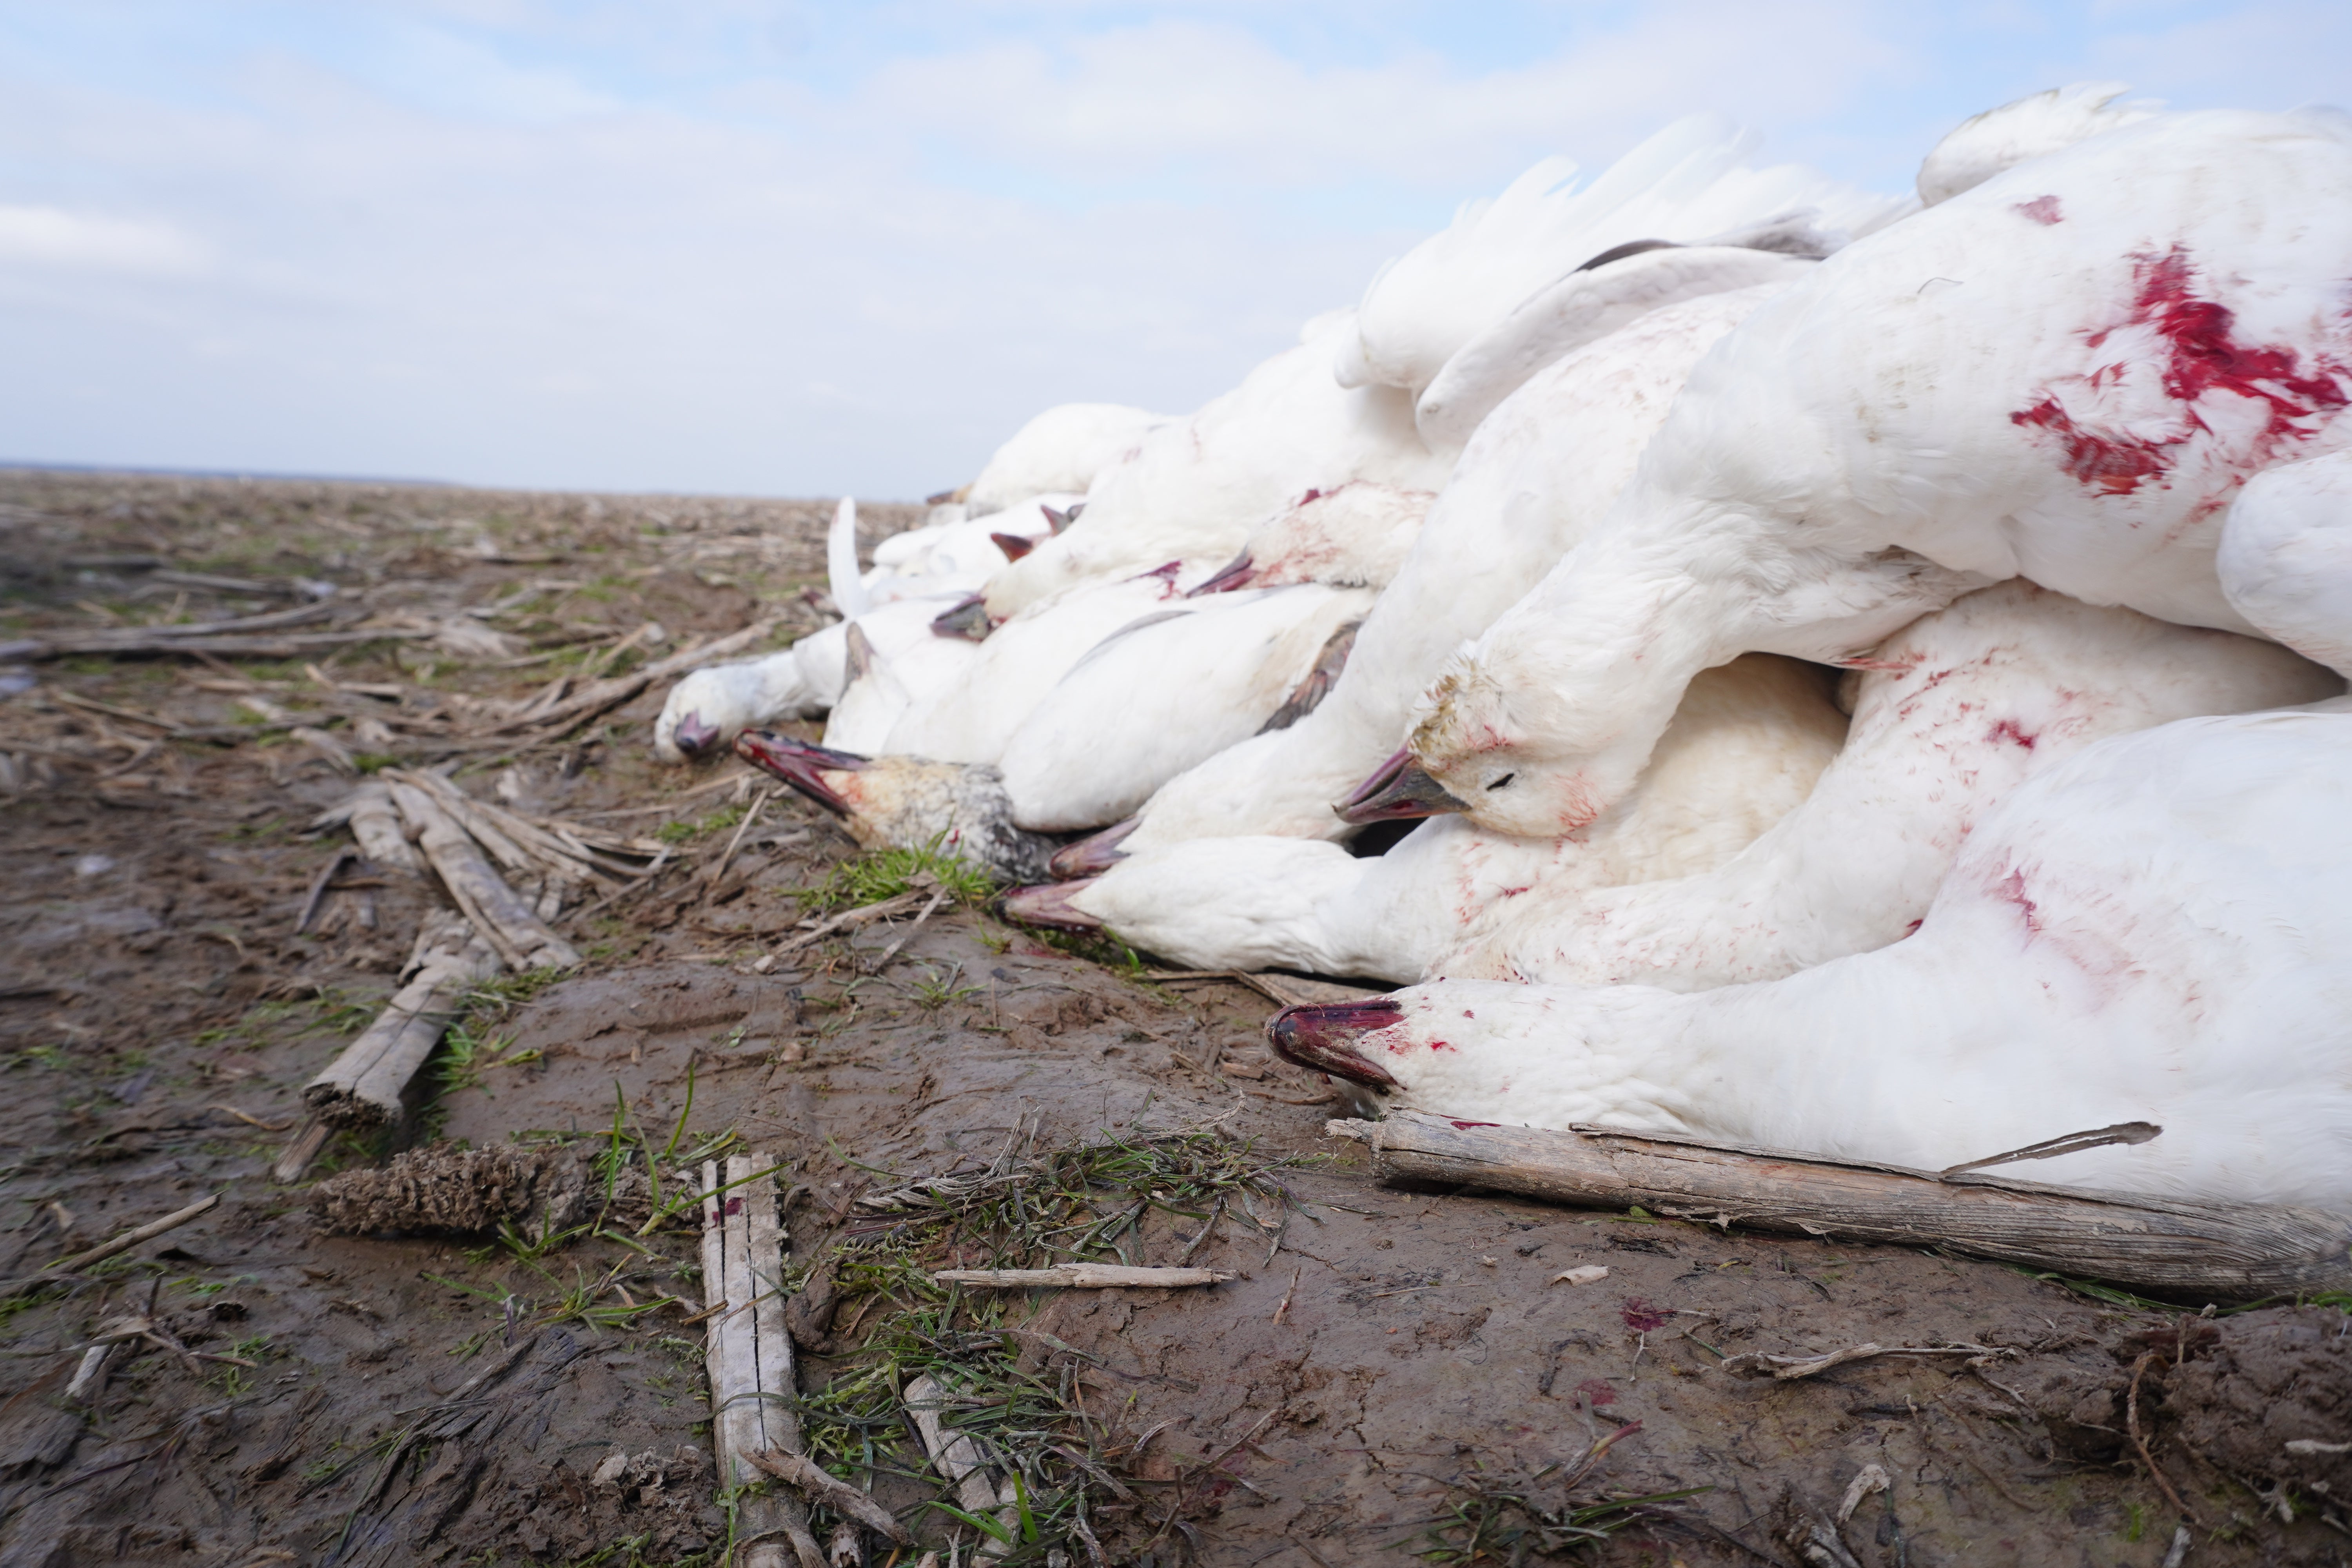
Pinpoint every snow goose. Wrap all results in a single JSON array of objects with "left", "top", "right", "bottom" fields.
[
  {"left": 1004, "top": 654, "right": 1846, "bottom": 979},
  {"left": 655, "top": 592, "right": 970, "bottom": 763},
  {"left": 998, "top": 583, "right": 1375, "bottom": 830},
  {"left": 960, "top": 404, "right": 1167, "bottom": 517},
  {"left": 859, "top": 494, "right": 1074, "bottom": 607},
  {"left": 1412, "top": 245, "right": 1820, "bottom": 449},
  {"left": 1063, "top": 281, "right": 1799, "bottom": 870},
  {"left": 1441, "top": 581, "right": 2339, "bottom": 987},
  {"left": 1272, "top": 709, "right": 2352, "bottom": 1209},
  {"left": 1916, "top": 82, "right": 2161, "bottom": 207},
  {"left": 735, "top": 732, "right": 1059, "bottom": 885},
  {"left": 1187, "top": 482, "right": 1438, "bottom": 596},
  {"left": 1336, "top": 114, "right": 1905, "bottom": 399},
  {"left": 2218, "top": 449, "right": 2352, "bottom": 679},
  {"left": 980, "top": 312, "right": 1451, "bottom": 621},
  {"left": 1380, "top": 109, "right": 2352, "bottom": 841},
  {"left": 745, "top": 582, "right": 1382, "bottom": 864}
]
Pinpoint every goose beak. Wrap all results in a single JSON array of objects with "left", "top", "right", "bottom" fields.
[
  {"left": 673, "top": 710, "right": 720, "bottom": 757},
  {"left": 1049, "top": 818, "right": 1139, "bottom": 878},
  {"left": 735, "top": 730, "right": 867, "bottom": 817},
  {"left": 931, "top": 594, "right": 995, "bottom": 641},
  {"left": 1185, "top": 551, "right": 1256, "bottom": 597},
  {"left": 1335, "top": 748, "right": 1469, "bottom": 825},
  {"left": 1267, "top": 999, "right": 1403, "bottom": 1088},
  {"left": 999, "top": 879, "right": 1104, "bottom": 932}
]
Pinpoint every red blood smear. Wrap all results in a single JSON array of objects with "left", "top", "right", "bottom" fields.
[
  {"left": 1449, "top": 1120, "right": 1499, "bottom": 1130},
  {"left": 1987, "top": 718, "right": 2038, "bottom": 750},
  {"left": 1621, "top": 1298, "right": 1669, "bottom": 1332},
  {"left": 724, "top": 1197, "right": 744, "bottom": 1215},
  {"left": 1575, "top": 1377, "right": 1618, "bottom": 1407},
  {"left": 2012, "top": 246, "right": 2352, "bottom": 495},
  {"left": 2014, "top": 194, "right": 2064, "bottom": 226},
  {"left": 1993, "top": 868, "right": 2042, "bottom": 935}
]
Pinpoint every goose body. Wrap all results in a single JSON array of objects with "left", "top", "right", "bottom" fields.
[
  {"left": 1400, "top": 110, "right": 2352, "bottom": 841},
  {"left": 1915, "top": 82, "right": 2161, "bottom": 207},
  {"left": 979, "top": 314, "right": 1451, "bottom": 620},
  {"left": 1274, "top": 710, "right": 2352, "bottom": 1209},
  {"left": 1412, "top": 245, "right": 1820, "bottom": 448},
  {"left": 962, "top": 404, "right": 1167, "bottom": 517},
  {"left": 879, "top": 568, "right": 1198, "bottom": 764},
  {"left": 1442, "top": 581, "right": 2339, "bottom": 987},
  {"left": 1337, "top": 114, "right": 1904, "bottom": 399},
  {"left": 1108, "top": 281, "right": 1796, "bottom": 858},
  {"left": 1189, "top": 482, "right": 1437, "bottom": 595},
  {"left": 858, "top": 494, "right": 1072, "bottom": 606},
  {"left": 999, "top": 584, "right": 1376, "bottom": 831},
  {"left": 2217, "top": 448, "right": 2352, "bottom": 679},
  {"left": 653, "top": 592, "right": 968, "bottom": 762},
  {"left": 1008, "top": 654, "right": 1846, "bottom": 978}
]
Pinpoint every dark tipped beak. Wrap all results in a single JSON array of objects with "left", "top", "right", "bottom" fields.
[
  {"left": 990, "top": 532, "right": 1035, "bottom": 563},
  {"left": 1334, "top": 748, "right": 1470, "bottom": 825},
  {"left": 931, "top": 594, "right": 995, "bottom": 641},
  {"left": 1266, "top": 1000, "right": 1403, "bottom": 1088},
  {"left": 1049, "top": 818, "right": 1139, "bottom": 879},
  {"left": 999, "top": 879, "right": 1104, "bottom": 932},
  {"left": 735, "top": 730, "right": 867, "bottom": 817},
  {"left": 673, "top": 710, "right": 720, "bottom": 757},
  {"left": 1185, "top": 551, "right": 1255, "bottom": 597}
]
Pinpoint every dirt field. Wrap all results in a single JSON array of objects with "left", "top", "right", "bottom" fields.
[{"left": 3, "top": 468, "right": 2348, "bottom": 1568}]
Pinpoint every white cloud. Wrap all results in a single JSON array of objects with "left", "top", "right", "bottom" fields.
[{"left": 0, "top": 204, "right": 209, "bottom": 274}]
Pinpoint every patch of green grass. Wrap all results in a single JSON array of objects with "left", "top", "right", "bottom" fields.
[
  {"left": 788, "top": 1126, "right": 1321, "bottom": 1559},
  {"left": 432, "top": 1022, "right": 539, "bottom": 1096},
  {"left": 902, "top": 962, "right": 982, "bottom": 1012},
  {"left": 1392, "top": 1447, "right": 1709, "bottom": 1562},
  {"left": 6, "top": 1044, "right": 70, "bottom": 1072},
  {"left": 654, "top": 800, "right": 745, "bottom": 846},
  {"left": 796, "top": 835, "right": 994, "bottom": 914},
  {"left": 458, "top": 965, "right": 568, "bottom": 1026}
]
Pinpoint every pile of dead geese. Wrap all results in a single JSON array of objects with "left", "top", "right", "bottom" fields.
[{"left": 663, "top": 88, "right": 2352, "bottom": 1215}]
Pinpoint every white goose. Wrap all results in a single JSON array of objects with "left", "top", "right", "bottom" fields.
[
  {"left": 1271, "top": 710, "right": 2352, "bottom": 1210},
  {"left": 1186, "top": 482, "right": 1439, "bottom": 596},
  {"left": 655, "top": 494, "right": 1043, "bottom": 761},
  {"left": 2217, "top": 448, "right": 2352, "bottom": 680},
  {"left": 1336, "top": 113, "right": 1905, "bottom": 399},
  {"left": 959, "top": 403, "right": 1168, "bottom": 517},
  {"left": 1002, "top": 654, "right": 1847, "bottom": 978},
  {"left": 1915, "top": 82, "right": 2160, "bottom": 207},
  {"left": 1384, "top": 109, "right": 2352, "bottom": 841},
  {"left": 1440, "top": 581, "right": 2339, "bottom": 986},
  {"left": 1067, "top": 281, "right": 1798, "bottom": 869},
  {"left": 737, "top": 586, "right": 1377, "bottom": 876}
]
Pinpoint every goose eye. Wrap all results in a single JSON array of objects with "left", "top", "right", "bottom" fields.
[{"left": 1485, "top": 772, "right": 1516, "bottom": 792}]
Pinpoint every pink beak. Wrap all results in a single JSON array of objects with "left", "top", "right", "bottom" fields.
[{"left": 1266, "top": 999, "right": 1403, "bottom": 1088}]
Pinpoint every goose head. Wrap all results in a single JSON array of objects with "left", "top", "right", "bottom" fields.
[
  {"left": 656, "top": 664, "right": 764, "bottom": 763},
  {"left": 1347, "top": 635, "right": 1659, "bottom": 838},
  {"left": 1267, "top": 980, "right": 1658, "bottom": 1129}
]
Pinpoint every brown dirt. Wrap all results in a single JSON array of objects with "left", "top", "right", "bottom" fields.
[{"left": 3, "top": 468, "right": 2348, "bottom": 1567}]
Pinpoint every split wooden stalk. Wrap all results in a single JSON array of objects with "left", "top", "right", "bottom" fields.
[
  {"left": 1330, "top": 1111, "right": 2352, "bottom": 1300},
  {"left": 904, "top": 1374, "right": 1018, "bottom": 1560},
  {"left": 932, "top": 1264, "right": 1231, "bottom": 1289},
  {"left": 296, "top": 912, "right": 499, "bottom": 1131},
  {"left": 468, "top": 615, "right": 784, "bottom": 739},
  {"left": 702, "top": 1156, "right": 822, "bottom": 1568},
  {"left": 385, "top": 778, "right": 580, "bottom": 970}
]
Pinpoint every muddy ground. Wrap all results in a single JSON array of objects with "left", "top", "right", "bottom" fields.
[{"left": 2, "top": 468, "right": 2348, "bottom": 1568}]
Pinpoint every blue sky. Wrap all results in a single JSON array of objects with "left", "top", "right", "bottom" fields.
[{"left": 1, "top": 1, "right": 2345, "bottom": 497}]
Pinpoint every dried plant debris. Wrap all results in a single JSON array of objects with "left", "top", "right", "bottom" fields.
[
  {"left": 310, "top": 1143, "right": 630, "bottom": 1238},
  {"left": 1391, "top": 1430, "right": 1707, "bottom": 1563},
  {"left": 766, "top": 1125, "right": 1314, "bottom": 1561}
]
